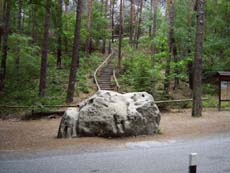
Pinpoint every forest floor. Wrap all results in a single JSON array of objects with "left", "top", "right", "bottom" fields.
[{"left": 0, "top": 108, "right": 230, "bottom": 152}]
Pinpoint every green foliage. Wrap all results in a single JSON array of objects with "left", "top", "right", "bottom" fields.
[
  {"left": 0, "top": 44, "right": 102, "bottom": 115},
  {"left": 76, "top": 53, "right": 101, "bottom": 94},
  {"left": 169, "top": 55, "right": 192, "bottom": 81},
  {"left": 119, "top": 48, "right": 162, "bottom": 95},
  {"left": 2, "top": 0, "right": 230, "bottom": 117},
  {"left": 7, "top": 34, "right": 41, "bottom": 76},
  {"left": 203, "top": 95, "right": 230, "bottom": 109},
  {"left": 90, "top": 2, "right": 110, "bottom": 40},
  {"left": 202, "top": 84, "right": 217, "bottom": 95}
]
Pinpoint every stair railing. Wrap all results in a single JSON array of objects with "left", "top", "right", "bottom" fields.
[
  {"left": 111, "top": 48, "right": 121, "bottom": 92},
  {"left": 113, "top": 69, "right": 120, "bottom": 92},
  {"left": 94, "top": 48, "right": 114, "bottom": 90}
]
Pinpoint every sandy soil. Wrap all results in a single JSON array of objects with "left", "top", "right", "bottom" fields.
[{"left": 0, "top": 108, "right": 230, "bottom": 151}]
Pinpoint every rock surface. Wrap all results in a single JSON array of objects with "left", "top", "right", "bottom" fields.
[{"left": 57, "top": 90, "right": 161, "bottom": 138}]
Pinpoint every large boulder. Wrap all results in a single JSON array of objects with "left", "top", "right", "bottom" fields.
[{"left": 57, "top": 90, "right": 160, "bottom": 138}]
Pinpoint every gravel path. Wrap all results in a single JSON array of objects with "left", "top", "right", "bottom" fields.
[{"left": 0, "top": 108, "right": 230, "bottom": 151}]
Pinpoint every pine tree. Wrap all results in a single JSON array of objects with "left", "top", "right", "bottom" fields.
[
  {"left": 0, "top": 0, "right": 11, "bottom": 91},
  {"left": 151, "top": 0, "right": 158, "bottom": 64},
  {"left": 192, "top": 0, "right": 205, "bottom": 117},
  {"left": 66, "top": 0, "right": 83, "bottom": 103},
  {"left": 56, "top": 0, "right": 63, "bottom": 68},
  {"left": 135, "top": 0, "right": 143, "bottom": 48},
  {"left": 164, "top": 0, "right": 175, "bottom": 96},
  {"left": 129, "top": 0, "right": 135, "bottom": 43},
  {"left": 15, "top": 0, "right": 22, "bottom": 72},
  {"left": 118, "top": 0, "right": 123, "bottom": 71},
  {"left": 85, "top": 0, "right": 93, "bottom": 55},
  {"left": 39, "top": 0, "right": 52, "bottom": 96}
]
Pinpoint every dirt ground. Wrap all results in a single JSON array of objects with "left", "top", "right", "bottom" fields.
[{"left": 0, "top": 108, "right": 230, "bottom": 151}]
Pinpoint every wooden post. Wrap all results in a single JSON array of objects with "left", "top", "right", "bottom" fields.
[
  {"left": 218, "top": 76, "right": 221, "bottom": 111},
  {"left": 189, "top": 153, "right": 197, "bottom": 173}
]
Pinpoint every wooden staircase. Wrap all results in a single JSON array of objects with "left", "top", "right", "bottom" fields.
[
  {"left": 98, "top": 61, "right": 114, "bottom": 90},
  {"left": 94, "top": 48, "right": 120, "bottom": 92}
]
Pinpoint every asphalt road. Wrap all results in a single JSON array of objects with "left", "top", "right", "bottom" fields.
[{"left": 1, "top": 133, "right": 230, "bottom": 173}]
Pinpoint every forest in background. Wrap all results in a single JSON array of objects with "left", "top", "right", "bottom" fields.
[{"left": 0, "top": 0, "right": 229, "bottom": 116}]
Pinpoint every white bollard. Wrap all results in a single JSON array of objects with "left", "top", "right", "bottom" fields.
[{"left": 189, "top": 153, "right": 198, "bottom": 173}]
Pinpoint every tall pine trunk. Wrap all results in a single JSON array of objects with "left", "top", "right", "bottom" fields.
[
  {"left": 173, "top": 46, "right": 179, "bottom": 89},
  {"left": 192, "top": 0, "right": 205, "bottom": 117},
  {"left": 151, "top": 0, "right": 158, "bottom": 64},
  {"left": 66, "top": 0, "right": 83, "bottom": 103},
  {"left": 101, "top": 0, "right": 108, "bottom": 54},
  {"left": 108, "top": 0, "right": 113, "bottom": 52},
  {"left": 136, "top": 0, "right": 143, "bottom": 48},
  {"left": 15, "top": 0, "right": 22, "bottom": 72},
  {"left": 85, "top": 0, "right": 92, "bottom": 55},
  {"left": 39, "top": 0, "right": 51, "bottom": 96},
  {"left": 56, "top": 0, "right": 63, "bottom": 68},
  {"left": 64, "top": 1, "right": 69, "bottom": 54},
  {"left": 129, "top": 0, "right": 135, "bottom": 43},
  {"left": 111, "top": 0, "right": 114, "bottom": 43},
  {"left": 151, "top": 0, "right": 158, "bottom": 94},
  {"left": 135, "top": 0, "right": 143, "bottom": 48},
  {"left": 149, "top": 0, "right": 153, "bottom": 37},
  {"left": 118, "top": 0, "right": 123, "bottom": 71},
  {"left": 187, "top": 0, "right": 196, "bottom": 90},
  {"left": 164, "top": 0, "right": 175, "bottom": 96},
  {"left": 0, "top": 0, "right": 11, "bottom": 91},
  {"left": 0, "top": 0, "right": 3, "bottom": 47}
]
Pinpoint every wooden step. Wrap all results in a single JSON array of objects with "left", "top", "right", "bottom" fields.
[
  {"left": 99, "top": 76, "right": 111, "bottom": 78},
  {"left": 100, "top": 88, "right": 113, "bottom": 90},
  {"left": 100, "top": 84, "right": 112, "bottom": 86},
  {"left": 98, "top": 81, "right": 111, "bottom": 85},
  {"left": 96, "top": 59, "right": 116, "bottom": 91}
]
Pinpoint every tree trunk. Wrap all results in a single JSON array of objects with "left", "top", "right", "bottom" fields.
[
  {"left": 173, "top": 46, "right": 179, "bottom": 89},
  {"left": 129, "top": 0, "right": 135, "bottom": 43},
  {"left": 151, "top": 0, "right": 158, "bottom": 64},
  {"left": 85, "top": 0, "right": 92, "bottom": 55},
  {"left": 187, "top": 0, "right": 195, "bottom": 90},
  {"left": 108, "top": 0, "right": 113, "bottom": 52},
  {"left": 0, "top": 0, "right": 11, "bottom": 91},
  {"left": 150, "top": 0, "right": 158, "bottom": 94},
  {"left": 0, "top": 0, "right": 3, "bottom": 47},
  {"left": 39, "top": 0, "right": 51, "bottom": 96},
  {"left": 101, "top": 0, "right": 108, "bottom": 54},
  {"left": 15, "top": 0, "right": 22, "bottom": 72},
  {"left": 100, "top": 0, "right": 104, "bottom": 53},
  {"left": 192, "top": 0, "right": 204, "bottom": 117},
  {"left": 133, "top": 0, "right": 139, "bottom": 43},
  {"left": 66, "top": 0, "right": 83, "bottom": 103},
  {"left": 118, "top": 0, "right": 123, "bottom": 71},
  {"left": 122, "top": 0, "right": 125, "bottom": 32},
  {"left": 56, "top": 0, "right": 63, "bottom": 68},
  {"left": 135, "top": 0, "right": 143, "bottom": 48},
  {"left": 164, "top": 0, "right": 175, "bottom": 96},
  {"left": 149, "top": 0, "right": 153, "bottom": 38},
  {"left": 111, "top": 0, "right": 115, "bottom": 43},
  {"left": 188, "top": 60, "right": 193, "bottom": 90},
  {"left": 64, "top": 2, "right": 69, "bottom": 54}
]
